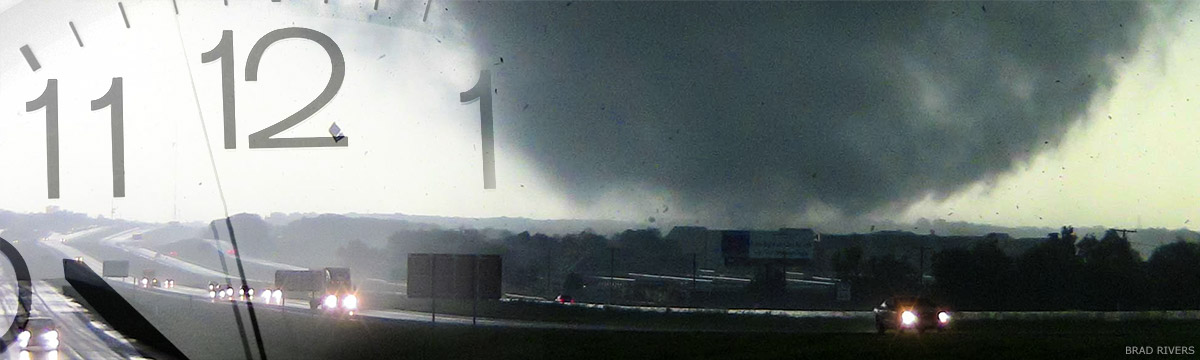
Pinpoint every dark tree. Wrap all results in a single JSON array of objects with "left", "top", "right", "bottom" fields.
[
  {"left": 1146, "top": 239, "right": 1200, "bottom": 309},
  {"left": 1077, "top": 229, "right": 1146, "bottom": 310},
  {"left": 563, "top": 272, "right": 585, "bottom": 293},
  {"left": 931, "top": 240, "right": 1013, "bottom": 309},
  {"left": 831, "top": 246, "right": 864, "bottom": 279},
  {"left": 1015, "top": 226, "right": 1082, "bottom": 309}
]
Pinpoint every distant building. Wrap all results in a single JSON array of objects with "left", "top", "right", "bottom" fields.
[{"left": 666, "top": 226, "right": 820, "bottom": 269}]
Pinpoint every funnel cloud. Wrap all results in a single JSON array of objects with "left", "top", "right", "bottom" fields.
[{"left": 458, "top": 2, "right": 1162, "bottom": 226}]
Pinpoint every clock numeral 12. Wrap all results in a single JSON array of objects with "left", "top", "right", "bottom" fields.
[
  {"left": 202, "top": 27, "right": 499, "bottom": 189},
  {"left": 25, "top": 78, "right": 124, "bottom": 199},
  {"left": 202, "top": 28, "right": 348, "bottom": 149}
]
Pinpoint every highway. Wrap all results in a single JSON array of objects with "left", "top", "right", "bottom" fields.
[
  {"left": 40, "top": 227, "right": 780, "bottom": 334},
  {"left": 41, "top": 227, "right": 865, "bottom": 326},
  {"left": 0, "top": 227, "right": 142, "bottom": 359},
  {"left": 0, "top": 281, "right": 139, "bottom": 360},
  {"left": 14, "top": 227, "right": 1200, "bottom": 359},
  {"left": 38, "top": 228, "right": 608, "bottom": 330}
]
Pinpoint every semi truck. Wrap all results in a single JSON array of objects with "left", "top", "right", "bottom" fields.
[{"left": 274, "top": 268, "right": 357, "bottom": 313}]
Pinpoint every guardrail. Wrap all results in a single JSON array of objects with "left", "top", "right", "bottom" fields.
[{"left": 498, "top": 295, "right": 1200, "bottom": 321}]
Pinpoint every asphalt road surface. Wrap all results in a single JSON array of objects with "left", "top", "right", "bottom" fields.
[
  {"left": 0, "top": 281, "right": 138, "bottom": 360},
  {"left": 17, "top": 227, "right": 1200, "bottom": 359}
]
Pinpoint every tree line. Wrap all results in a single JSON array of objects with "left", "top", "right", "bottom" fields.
[{"left": 832, "top": 226, "right": 1200, "bottom": 310}]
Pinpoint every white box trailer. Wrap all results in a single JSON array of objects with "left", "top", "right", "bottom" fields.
[{"left": 274, "top": 268, "right": 356, "bottom": 312}]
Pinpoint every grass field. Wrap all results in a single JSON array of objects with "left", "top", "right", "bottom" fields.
[{"left": 98, "top": 282, "right": 1200, "bottom": 360}]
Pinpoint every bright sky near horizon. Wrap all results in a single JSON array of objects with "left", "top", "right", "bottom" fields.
[
  {"left": 0, "top": 1, "right": 1197, "bottom": 232},
  {"left": 901, "top": 5, "right": 1200, "bottom": 230}
]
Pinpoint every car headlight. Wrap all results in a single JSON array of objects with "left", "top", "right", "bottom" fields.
[
  {"left": 273, "top": 290, "right": 283, "bottom": 299},
  {"left": 42, "top": 330, "right": 58, "bottom": 342},
  {"left": 209, "top": 290, "right": 216, "bottom": 298},
  {"left": 140, "top": 278, "right": 148, "bottom": 287},
  {"left": 323, "top": 294, "right": 338, "bottom": 309},
  {"left": 248, "top": 288, "right": 255, "bottom": 297},
  {"left": 17, "top": 330, "right": 30, "bottom": 348},
  {"left": 343, "top": 294, "right": 358, "bottom": 310},
  {"left": 901, "top": 310, "right": 917, "bottom": 326},
  {"left": 938, "top": 311, "right": 951, "bottom": 324}
]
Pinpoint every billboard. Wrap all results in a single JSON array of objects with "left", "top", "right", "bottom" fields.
[
  {"left": 722, "top": 228, "right": 818, "bottom": 266},
  {"left": 275, "top": 270, "right": 320, "bottom": 292},
  {"left": 407, "top": 254, "right": 502, "bottom": 299},
  {"left": 101, "top": 260, "right": 129, "bottom": 277}
]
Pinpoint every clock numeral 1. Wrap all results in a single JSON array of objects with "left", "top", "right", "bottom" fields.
[
  {"left": 92, "top": 77, "right": 125, "bottom": 198},
  {"left": 201, "top": 30, "right": 236, "bottom": 149},
  {"left": 460, "top": 70, "right": 496, "bottom": 189},
  {"left": 25, "top": 80, "right": 58, "bottom": 199}
]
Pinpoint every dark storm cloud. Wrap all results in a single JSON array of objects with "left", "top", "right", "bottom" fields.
[{"left": 456, "top": 2, "right": 1158, "bottom": 226}]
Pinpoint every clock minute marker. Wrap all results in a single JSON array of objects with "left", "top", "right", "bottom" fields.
[
  {"left": 69, "top": 21, "right": 83, "bottom": 47},
  {"left": 118, "top": 2, "right": 130, "bottom": 28},
  {"left": 19, "top": 45, "right": 40, "bottom": 71}
]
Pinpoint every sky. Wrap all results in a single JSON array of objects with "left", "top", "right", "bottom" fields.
[{"left": 1, "top": 1, "right": 1198, "bottom": 231}]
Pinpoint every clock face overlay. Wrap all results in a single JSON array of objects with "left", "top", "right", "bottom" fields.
[
  {"left": 0, "top": 0, "right": 544, "bottom": 223},
  {"left": 2, "top": 2, "right": 1198, "bottom": 359}
]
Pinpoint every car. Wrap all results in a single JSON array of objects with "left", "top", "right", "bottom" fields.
[
  {"left": 555, "top": 294, "right": 575, "bottom": 304},
  {"left": 211, "top": 284, "right": 235, "bottom": 301},
  {"left": 17, "top": 317, "right": 59, "bottom": 351},
  {"left": 258, "top": 288, "right": 285, "bottom": 305},
  {"left": 873, "top": 296, "right": 951, "bottom": 334},
  {"left": 238, "top": 285, "right": 255, "bottom": 301}
]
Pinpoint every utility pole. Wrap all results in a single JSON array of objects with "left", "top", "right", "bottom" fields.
[
  {"left": 692, "top": 253, "right": 698, "bottom": 291},
  {"left": 473, "top": 255, "right": 479, "bottom": 326},
  {"left": 914, "top": 245, "right": 930, "bottom": 291},
  {"left": 609, "top": 247, "right": 615, "bottom": 306},
  {"left": 430, "top": 256, "right": 436, "bottom": 323},
  {"left": 1112, "top": 228, "right": 1138, "bottom": 240}
]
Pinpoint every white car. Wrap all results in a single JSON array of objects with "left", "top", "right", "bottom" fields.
[{"left": 17, "top": 317, "right": 58, "bottom": 351}]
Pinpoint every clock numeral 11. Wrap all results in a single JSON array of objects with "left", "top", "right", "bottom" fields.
[{"left": 25, "top": 78, "right": 124, "bottom": 199}]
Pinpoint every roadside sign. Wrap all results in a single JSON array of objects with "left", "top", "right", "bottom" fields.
[
  {"left": 836, "top": 282, "right": 851, "bottom": 302},
  {"left": 102, "top": 260, "right": 129, "bottom": 278},
  {"left": 722, "top": 228, "right": 818, "bottom": 265},
  {"left": 407, "top": 253, "right": 502, "bottom": 299}
]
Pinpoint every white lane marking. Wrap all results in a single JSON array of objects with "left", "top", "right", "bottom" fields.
[{"left": 29, "top": 282, "right": 129, "bottom": 359}]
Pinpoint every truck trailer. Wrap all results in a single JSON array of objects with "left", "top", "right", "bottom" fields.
[{"left": 274, "top": 268, "right": 357, "bottom": 313}]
